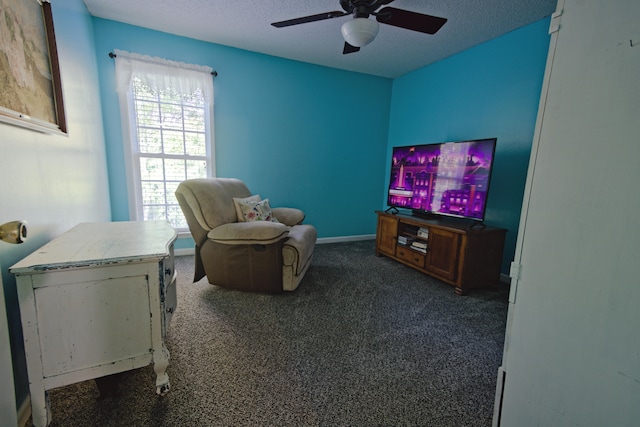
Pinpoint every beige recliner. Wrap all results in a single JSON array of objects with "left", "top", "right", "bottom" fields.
[{"left": 175, "top": 178, "right": 317, "bottom": 292}]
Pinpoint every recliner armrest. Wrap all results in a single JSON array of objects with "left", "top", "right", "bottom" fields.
[
  {"left": 208, "top": 221, "right": 289, "bottom": 245},
  {"left": 272, "top": 207, "right": 305, "bottom": 226}
]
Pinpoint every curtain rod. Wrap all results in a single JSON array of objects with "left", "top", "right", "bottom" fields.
[{"left": 108, "top": 52, "right": 218, "bottom": 77}]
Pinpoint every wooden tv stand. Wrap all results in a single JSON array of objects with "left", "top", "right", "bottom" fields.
[{"left": 375, "top": 211, "right": 506, "bottom": 295}]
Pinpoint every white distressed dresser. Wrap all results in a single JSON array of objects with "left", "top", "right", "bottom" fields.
[{"left": 10, "top": 221, "right": 177, "bottom": 427}]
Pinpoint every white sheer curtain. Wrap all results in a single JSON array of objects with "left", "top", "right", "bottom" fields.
[
  {"left": 112, "top": 50, "right": 215, "bottom": 228},
  {"left": 113, "top": 49, "right": 214, "bottom": 108}
]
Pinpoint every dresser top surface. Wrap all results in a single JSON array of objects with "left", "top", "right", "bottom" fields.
[{"left": 10, "top": 221, "right": 177, "bottom": 273}]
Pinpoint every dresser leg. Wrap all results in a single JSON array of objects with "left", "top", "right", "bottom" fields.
[
  {"left": 154, "top": 344, "right": 171, "bottom": 395},
  {"left": 30, "top": 389, "right": 51, "bottom": 427}
]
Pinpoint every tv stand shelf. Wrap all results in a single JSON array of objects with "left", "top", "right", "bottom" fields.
[{"left": 375, "top": 211, "right": 506, "bottom": 295}]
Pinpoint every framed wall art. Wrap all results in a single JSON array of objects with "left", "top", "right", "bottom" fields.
[{"left": 0, "top": 0, "right": 67, "bottom": 134}]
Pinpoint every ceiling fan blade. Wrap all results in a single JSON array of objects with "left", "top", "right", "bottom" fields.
[
  {"left": 343, "top": 42, "right": 360, "bottom": 54},
  {"left": 271, "top": 10, "right": 348, "bottom": 28},
  {"left": 375, "top": 7, "right": 447, "bottom": 35}
]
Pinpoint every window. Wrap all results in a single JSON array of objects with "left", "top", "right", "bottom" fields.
[
  {"left": 114, "top": 50, "right": 214, "bottom": 231},
  {"left": 130, "top": 78, "right": 210, "bottom": 229}
]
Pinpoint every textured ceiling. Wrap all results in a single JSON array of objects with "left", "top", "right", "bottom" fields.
[{"left": 82, "top": 0, "right": 557, "bottom": 78}]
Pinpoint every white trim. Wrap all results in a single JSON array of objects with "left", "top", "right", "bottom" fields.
[
  {"left": 493, "top": 1, "right": 565, "bottom": 425},
  {"left": 0, "top": 106, "right": 66, "bottom": 136},
  {"left": 508, "top": 0, "right": 565, "bottom": 306},
  {"left": 316, "top": 234, "right": 375, "bottom": 244},
  {"left": 174, "top": 247, "right": 195, "bottom": 257},
  {"left": 207, "top": 97, "right": 216, "bottom": 178},
  {"left": 173, "top": 234, "right": 376, "bottom": 257}
]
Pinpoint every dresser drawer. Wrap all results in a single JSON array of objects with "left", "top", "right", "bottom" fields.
[{"left": 396, "top": 245, "right": 426, "bottom": 268}]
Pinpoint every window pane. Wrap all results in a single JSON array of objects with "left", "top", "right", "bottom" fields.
[
  {"left": 141, "top": 181, "right": 166, "bottom": 205},
  {"left": 138, "top": 128, "right": 162, "bottom": 153},
  {"left": 135, "top": 100, "right": 160, "bottom": 127},
  {"left": 165, "top": 159, "right": 186, "bottom": 181},
  {"left": 184, "top": 107, "right": 205, "bottom": 132},
  {"left": 167, "top": 205, "right": 187, "bottom": 229},
  {"left": 185, "top": 132, "right": 206, "bottom": 156},
  {"left": 186, "top": 160, "right": 207, "bottom": 179},
  {"left": 165, "top": 181, "right": 181, "bottom": 199},
  {"left": 163, "top": 130, "right": 185, "bottom": 155},
  {"left": 160, "top": 102, "right": 183, "bottom": 129},
  {"left": 143, "top": 205, "right": 167, "bottom": 222},
  {"left": 140, "top": 157, "right": 164, "bottom": 180}
]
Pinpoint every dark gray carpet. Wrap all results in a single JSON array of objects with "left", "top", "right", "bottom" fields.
[{"left": 33, "top": 240, "right": 508, "bottom": 427}]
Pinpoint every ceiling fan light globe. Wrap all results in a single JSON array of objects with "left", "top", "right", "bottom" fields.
[{"left": 341, "top": 18, "right": 379, "bottom": 47}]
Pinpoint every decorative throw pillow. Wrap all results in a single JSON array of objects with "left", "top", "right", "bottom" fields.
[
  {"left": 237, "top": 198, "right": 279, "bottom": 222},
  {"left": 233, "top": 194, "right": 261, "bottom": 222}
]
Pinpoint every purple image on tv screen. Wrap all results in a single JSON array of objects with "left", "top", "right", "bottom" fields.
[{"left": 387, "top": 138, "right": 497, "bottom": 220}]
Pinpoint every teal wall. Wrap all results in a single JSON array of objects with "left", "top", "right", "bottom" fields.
[
  {"left": 387, "top": 19, "right": 551, "bottom": 272},
  {"left": 92, "top": 19, "right": 393, "bottom": 249}
]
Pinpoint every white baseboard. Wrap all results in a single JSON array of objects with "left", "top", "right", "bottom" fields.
[
  {"left": 316, "top": 234, "right": 375, "bottom": 244},
  {"left": 174, "top": 247, "right": 195, "bottom": 256},
  {"left": 173, "top": 235, "right": 376, "bottom": 257},
  {"left": 176, "top": 237, "right": 513, "bottom": 284}
]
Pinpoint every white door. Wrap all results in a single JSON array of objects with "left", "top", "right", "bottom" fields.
[{"left": 496, "top": 0, "right": 640, "bottom": 426}]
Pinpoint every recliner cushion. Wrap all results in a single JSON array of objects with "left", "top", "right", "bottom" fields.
[
  {"left": 177, "top": 178, "right": 252, "bottom": 231},
  {"left": 271, "top": 207, "right": 305, "bottom": 226},
  {"left": 208, "top": 221, "right": 289, "bottom": 245}
]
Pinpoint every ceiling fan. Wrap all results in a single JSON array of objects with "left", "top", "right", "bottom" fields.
[{"left": 271, "top": 0, "right": 447, "bottom": 54}]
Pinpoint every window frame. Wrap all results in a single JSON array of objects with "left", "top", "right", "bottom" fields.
[{"left": 116, "top": 59, "right": 215, "bottom": 235}]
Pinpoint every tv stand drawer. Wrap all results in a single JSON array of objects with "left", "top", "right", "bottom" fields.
[{"left": 396, "top": 245, "right": 426, "bottom": 268}]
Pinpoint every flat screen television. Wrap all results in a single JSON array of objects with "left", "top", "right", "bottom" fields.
[{"left": 387, "top": 138, "right": 497, "bottom": 221}]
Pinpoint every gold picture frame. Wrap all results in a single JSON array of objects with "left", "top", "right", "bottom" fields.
[{"left": 0, "top": 0, "right": 67, "bottom": 134}]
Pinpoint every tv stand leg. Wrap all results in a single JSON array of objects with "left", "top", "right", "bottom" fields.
[{"left": 455, "top": 286, "right": 466, "bottom": 296}]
